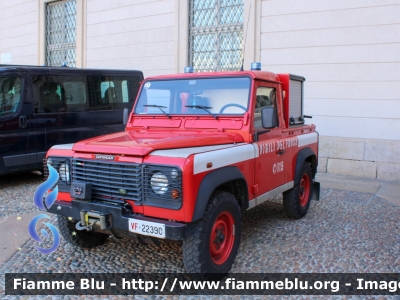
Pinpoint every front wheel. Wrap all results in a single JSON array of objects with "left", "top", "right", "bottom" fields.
[
  {"left": 283, "top": 162, "right": 314, "bottom": 219},
  {"left": 182, "top": 191, "right": 241, "bottom": 274}
]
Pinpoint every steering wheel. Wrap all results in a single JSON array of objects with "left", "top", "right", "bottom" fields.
[{"left": 219, "top": 103, "right": 247, "bottom": 113}]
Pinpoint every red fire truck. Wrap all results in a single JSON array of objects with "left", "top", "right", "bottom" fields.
[{"left": 45, "top": 63, "right": 320, "bottom": 274}]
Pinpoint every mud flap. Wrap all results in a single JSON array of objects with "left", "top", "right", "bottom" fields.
[{"left": 312, "top": 181, "right": 320, "bottom": 200}]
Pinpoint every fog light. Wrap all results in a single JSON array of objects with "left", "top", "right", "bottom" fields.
[{"left": 170, "top": 169, "right": 179, "bottom": 179}]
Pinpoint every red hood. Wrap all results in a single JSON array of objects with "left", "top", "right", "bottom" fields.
[{"left": 72, "top": 130, "right": 244, "bottom": 156}]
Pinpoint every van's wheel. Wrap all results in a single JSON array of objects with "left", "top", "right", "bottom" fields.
[
  {"left": 182, "top": 191, "right": 241, "bottom": 274},
  {"left": 283, "top": 162, "right": 314, "bottom": 219},
  {"left": 57, "top": 215, "right": 109, "bottom": 248}
]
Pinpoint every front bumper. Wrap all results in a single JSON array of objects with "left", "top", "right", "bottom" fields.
[{"left": 47, "top": 200, "right": 186, "bottom": 240}]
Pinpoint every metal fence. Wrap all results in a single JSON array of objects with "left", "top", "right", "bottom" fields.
[
  {"left": 189, "top": 0, "right": 244, "bottom": 72},
  {"left": 46, "top": 0, "right": 76, "bottom": 67}
]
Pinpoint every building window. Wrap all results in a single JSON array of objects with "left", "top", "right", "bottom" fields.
[
  {"left": 189, "top": 0, "right": 244, "bottom": 72},
  {"left": 46, "top": 0, "right": 76, "bottom": 67}
]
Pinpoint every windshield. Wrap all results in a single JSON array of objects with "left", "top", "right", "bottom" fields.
[{"left": 134, "top": 77, "right": 251, "bottom": 116}]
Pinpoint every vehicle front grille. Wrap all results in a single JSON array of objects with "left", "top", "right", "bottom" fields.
[{"left": 72, "top": 159, "right": 141, "bottom": 204}]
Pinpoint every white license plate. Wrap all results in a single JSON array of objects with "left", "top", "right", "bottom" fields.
[{"left": 128, "top": 219, "right": 166, "bottom": 239}]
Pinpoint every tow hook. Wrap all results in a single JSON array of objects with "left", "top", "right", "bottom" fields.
[
  {"left": 75, "top": 220, "right": 94, "bottom": 231},
  {"left": 75, "top": 210, "right": 110, "bottom": 231}
]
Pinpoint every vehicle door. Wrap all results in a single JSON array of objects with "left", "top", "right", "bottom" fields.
[
  {"left": 0, "top": 72, "right": 37, "bottom": 174},
  {"left": 88, "top": 72, "right": 142, "bottom": 136},
  {"left": 252, "top": 82, "right": 289, "bottom": 197},
  {"left": 31, "top": 70, "right": 94, "bottom": 155}
]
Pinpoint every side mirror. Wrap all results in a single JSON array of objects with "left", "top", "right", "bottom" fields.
[
  {"left": 123, "top": 108, "right": 129, "bottom": 125},
  {"left": 261, "top": 107, "right": 277, "bottom": 128}
]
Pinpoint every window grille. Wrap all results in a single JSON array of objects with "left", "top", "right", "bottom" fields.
[
  {"left": 189, "top": 0, "right": 244, "bottom": 72},
  {"left": 45, "top": 0, "right": 76, "bottom": 67}
]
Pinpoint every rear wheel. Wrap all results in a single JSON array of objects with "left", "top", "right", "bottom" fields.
[
  {"left": 57, "top": 215, "right": 109, "bottom": 248},
  {"left": 183, "top": 191, "right": 241, "bottom": 274},
  {"left": 283, "top": 162, "right": 313, "bottom": 219}
]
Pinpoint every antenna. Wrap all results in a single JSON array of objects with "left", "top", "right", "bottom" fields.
[{"left": 240, "top": 3, "right": 252, "bottom": 71}]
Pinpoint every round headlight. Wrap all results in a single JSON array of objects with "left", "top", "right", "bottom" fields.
[
  {"left": 59, "top": 163, "right": 70, "bottom": 182},
  {"left": 150, "top": 172, "right": 168, "bottom": 195}
]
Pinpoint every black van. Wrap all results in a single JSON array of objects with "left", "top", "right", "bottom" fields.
[{"left": 0, "top": 65, "right": 143, "bottom": 175}]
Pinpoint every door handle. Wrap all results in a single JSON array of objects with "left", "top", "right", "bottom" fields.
[
  {"left": 19, "top": 115, "right": 27, "bottom": 128},
  {"left": 276, "top": 149, "right": 286, "bottom": 155}
]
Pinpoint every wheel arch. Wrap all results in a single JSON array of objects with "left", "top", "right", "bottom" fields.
[
  {"left": 191, "top": 166, "right": 249, "bottom": 222},
  {"left": 294, "top": 147, "right": 317, "bottom": 184}
]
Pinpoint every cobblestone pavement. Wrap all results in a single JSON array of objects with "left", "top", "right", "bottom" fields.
[
  {"left": 0, "top": 173, "right": 399, "bottom": 299},
  {"left": 0, "top": 172, "right": 42, "bottom": 219}
]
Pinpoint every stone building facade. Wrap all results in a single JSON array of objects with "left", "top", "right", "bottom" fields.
[{"left": 1, "top": 0, "right": 399, "bottom": 180}]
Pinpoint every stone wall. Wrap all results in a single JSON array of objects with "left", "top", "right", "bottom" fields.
[
  {"left": 0, "top": 0, "right": 38, "bottom": 65},
  {"left": 259, "top": 0, "right": 400, "bottom": 181},
  {"left": 85, "top": 0, "right": 176, "bottom": 77},
  {"left": 318, "top": 136, "right": 400, "bottom": 181}
]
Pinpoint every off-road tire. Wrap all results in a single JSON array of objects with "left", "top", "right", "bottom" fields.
[
  {"left": 57, "top": 215, "right": 109, "bottom": 248},
  {"left": 283, "top": 162, "right": 314, "bottom": 219},
  {"left": 182, "top": 191, "right": 241, "bottom": 274}
]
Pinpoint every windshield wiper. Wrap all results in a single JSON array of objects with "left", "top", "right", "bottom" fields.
[
  {"left": 185, "top": 105, "right": 218, "bottom": 119},
  {"left": 143, "top": 104, "right": 171, "bottom": 119}
]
